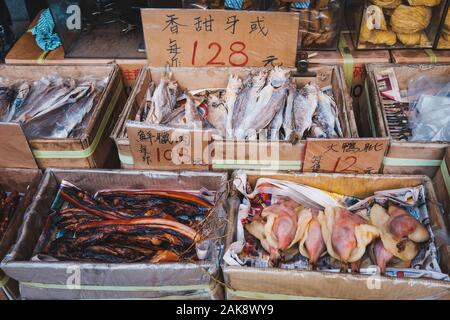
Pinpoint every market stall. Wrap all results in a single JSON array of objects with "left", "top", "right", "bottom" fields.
[{"left": 0, "top": 1, "right": 449, "bottom": 301}]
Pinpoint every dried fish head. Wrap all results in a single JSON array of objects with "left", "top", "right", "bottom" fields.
[
  {"left": 251, "top": 70, "right": 268, "bottom": 90},
  {"left": 268, "top": 66, "right": 290, "bottom": 88}
]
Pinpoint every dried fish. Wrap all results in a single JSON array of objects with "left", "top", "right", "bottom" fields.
[
  {"left": 184, "top": 92, "right": 204, "bottom": 129},
  {"left": 146, "top": 73, "right": 178, "bottom": 124},
  {"left": 236, "top": 67, "right": 290, "bottom": 140},
  {"left": 4, "top": 83, "right": 31, "bottom": 123},
  {"left": 225, "top": 75, "right": 243, "bottom": 138},
  {"left": 313, "top": 91, "right": 342, "bottom": 138},
  {"left": 293, "top": 84, "right": 318, "bottom": 139},
  {"left": 204, "top": 92, "right": 227, "bottom": 138},
  {"left": 0, "top": 87, "right": 15, "bottom": 122},
  {"left": 14, "top": 77, "right": 77, "bottom": 124},
  {"left": 282, "top": 82, "right": 297, "bottom": 141},
  {"left": 269, "top": 102, "right": 284, "bottom": 140},
  {"left": 232, "top": 70, "right": 267, "bottom": 139}
]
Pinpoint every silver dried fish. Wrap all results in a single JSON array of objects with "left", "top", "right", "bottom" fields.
[
  {"left": 233, "top": 70, "right": 267, "bottom": 139},
  {"left": 293, "top": 83, "right": 318, "bottom": 140},
  {"left": 146, "top": 73, "right": 178, "bottom": 124},
  {"left": 236, "top": 67, "right": 289, "bottom": 140},
  {"left": 314, "top": 91, "right": 342, "bottom": 138},
  {"left": 204, "top": 92, "right": 227, "bottom": 138},
  {"left": 0, "top": 87, "right": 15, "bottom": 122},
  {"left": 225, "top": 75, "right": 243, "bottom": 139},
  {"left": 282, "top": 81, "right": 297, "bottom": 141}
]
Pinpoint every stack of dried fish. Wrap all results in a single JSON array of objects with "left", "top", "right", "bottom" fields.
[
  {"left": 137, "top": 67, "right": 342, "bottom": 141},
  {"left": 34, "top": 181, "right": 215, "bottom": 263},
  {"left": 0, "top": 189, "right": 20, "bottom": 240},
  {"left": 0, "top": 76, "right": 107, "bottom": 139}
]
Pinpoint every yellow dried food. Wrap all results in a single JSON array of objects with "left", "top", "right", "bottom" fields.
[
  {"left": 370, "top": 0, "right": 401, "bottom": 9},
  {"left": 370, "top": 30, "right": 397, "bottom": 45},
  {"left": 407, "top": 0, "right": 441, "bottom": 6},
  {"left": 396, "top": 32, "right": 430, "bottom": 45},
  {"left": 391, "top": 5, "right": 432, "bottom": 33},
  {"left": 444, "top": 9, "right": 450, "bottom": 31}
]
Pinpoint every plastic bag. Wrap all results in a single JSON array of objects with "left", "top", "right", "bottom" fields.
[{"left": 408, "top": 76, "right": 450, "bottom": 142}]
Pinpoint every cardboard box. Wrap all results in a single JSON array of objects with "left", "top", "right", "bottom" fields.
[
  {"left": 112, "top": 65, "right": 356, "bottom": 171},
  {"left": 5, "top": 11, "right": 146, "bottom": 92},
  {"left": 1, "top": 169, "right": 228, "bottom": 300},
  {"left": 0, "top": 64, "right": 127, "bottom": 169},
  {"left": 363, "top": 63, "right": 450, "bottom": 177},
  {"left": 0, "top": 168, "right": 42, "bottom": 300},
  {"left": 306, "top": 32, "right": 391, "bottom": 137},
  {"left": 222, "top": 171, "right": 450, "bottom": 300},
  {"left": 391, "top": 50, "right": 450, "bottom": 64},
  {"left": 433, "top": 148, "right": 450, "bottom": 229}
]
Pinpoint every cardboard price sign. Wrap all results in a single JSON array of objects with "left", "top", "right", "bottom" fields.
[
  {"left": 127, "top": 125, "right": 212, "bottom": 170},
  {"left": 303, "top": 138, "right": 389, "bottom": 174},
  {"left": 141, "top": 9, "right": 299, "bottom": 68}
]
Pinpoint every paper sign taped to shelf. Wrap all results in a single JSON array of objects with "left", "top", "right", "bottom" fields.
[
  {"left": 303, "top": 138, "right": 389, "bottom": 174},
  {"left": 127, "top": 125, "right": 212, "bottom": 170},
  {"left": 141, "top": 9, "right": 299, "bottom": 67},
  {"left": 0, "top": 124, "right": 37, "bottom": 169}
]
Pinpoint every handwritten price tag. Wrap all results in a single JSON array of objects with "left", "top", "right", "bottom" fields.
[
  {"left": 127, "top": 125, "right": 212, "bottom": 170},
  {"left": 141, "top": 9, "right": 299, "bottom": 67},
  {"left": 303, "top": 138, "right": 389, "bottom": 174}
]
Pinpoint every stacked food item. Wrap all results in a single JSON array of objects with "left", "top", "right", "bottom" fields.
[
  {"left": 0, "top": 76, "right": 107, "bottom": 139},
  {"left": 136, "top": 67, "right": 343, "bottom": 141},
  {"left": 32, "top": 181, "right": 219, "bottom": 263},
  {"left": 225, "top": 172, "right": 446, "bottom": 280},
  {"left": 0, "top": 189, "right": 20, "bottom": 241},
  {"left": 356, "top": 0, "right": 444, "bottom": 48}
]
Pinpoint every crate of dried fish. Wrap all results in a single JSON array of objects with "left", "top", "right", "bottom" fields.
[
  {"left": 345, "top": 0, "right": 448, "bottom": 50},
  {"left": 222, "top": 170, "right": 450, "bottom": 300},
  {"left": 0, "top": 168, "right": 42, "bottom": 300},
  {"left": 0, "top": 64, "right": 127, "bottom": 169},
  {"left": 0, "top": 169, "right": 228, "bottom": 300},
  {"left": 433, "top": 147, "right": 450, "bottom": 228},
  {"left": 363, "top": 63, "right": 450, "bottom": 177},
  {"left": 112, "top": 65, "right": 355, "bottom": 171}
]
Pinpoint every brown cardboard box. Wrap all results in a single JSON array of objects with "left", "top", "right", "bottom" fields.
[
  {"left": 433, "top": 148, "right": 450, "bottom": 229},
  {"left": 5, "top": 11, "right": 146, "bottom": 92},
  {"left": 222, "top": 172, "right": 450, "bottom": 300},
  {"left": 306, "top": 32, "right": 391, "bottom": 137},
  {"left": 391, "top": 50, "right": 450, "bottom": 64},
  {"left": 0, "top": 64, "right": 127, "bottom": 169},
  {"left": 363, "top": 63, "right": 450, "bottom": 177},
  {"left": 0, "top": 168, "right": 42, "bottom": 300},
  {"left": 112, "top": 65, "right": 355, "bottom": 171},
  {"left": 1, "top": 169, "right": 228, "bottom": 300}
]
